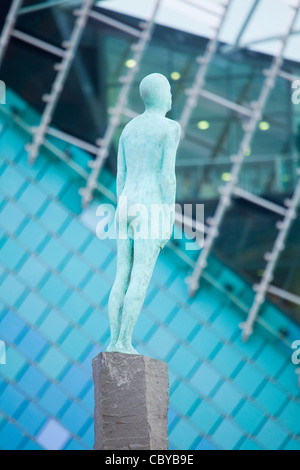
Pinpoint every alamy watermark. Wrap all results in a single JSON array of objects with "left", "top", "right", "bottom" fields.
[
  {"left": 292, "top": 80, "right": 300, "bottom": 105},
  {"left": 0, "top": 340, "right": 6, "bottom": 365},
  {"left": 0, "top": 80, "right": 6, "bottom": 105},
  {"left": 292, "top": 340, "right": 300, "bottom": 366},
  {"left": 95, "top": 199, "right": 205, "bottom": 251}
]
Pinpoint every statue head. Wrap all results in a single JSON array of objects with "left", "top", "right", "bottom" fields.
[{"left": 139, "top": 73, "right": 172, "bottom": 115}]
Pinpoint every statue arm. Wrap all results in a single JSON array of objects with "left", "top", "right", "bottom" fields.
[
  {"left": 117, "top": 137, "right": 126, "bottom": 202},
  {"left": 161, "top": 122, "right": 181, "bottom": 205}
]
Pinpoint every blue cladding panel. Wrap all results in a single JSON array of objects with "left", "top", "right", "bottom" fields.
[
  {"left": 40, "top": 238, "right": 69, "bottom": 270},
  {"left": 210, "top": 306, "right": 241, "bottom": 340},
  {"left": 39, "top": 201, "right": 70, "bottom": 233},
  {"left": 18, "top": 185, "right": 48, "bottom": 215},
  {"left": 212, "top": 419, "right": 244, "bottom": 450},
  {"left": 38, "top": 167, "right": 67, "bottom": 197},
  {"left": 169, "top": 309, "right": 197, "bottom": 340},
  {"left": 60, "top": 291, "right": 90, "bottom": 323},
  {"left": 39, "top": 310, "right": 69, "bottom": 343},
  {"left": 0, "top": 238, "right": 25, "bottom": 269},
  {"left": 284, "top": 439, "right": 300, "bottom": 451},
  {"left": 18, "top": 329, "right": 47, "bottom": 362},
  {"left": 195, "top": 438, "right": 219, "bottom": 451},
  {"left": 18, "top": 221, "right": 48, "bottom": 252},
  {"left": 61, "top": 364, "right": 90, "bottom": 396},
  {"left": 168, "top": 346, "right": 199, "bottom": 377},
  {"left": 234, "top": 363, "right": 266, "bottom": 396},
  {"left": 278, "top": 401, "right": 300, "bottom": 435},
  {"left": 212, "top": 381, "right": 244, "bottom": 415},
  {"left": 0, "top": 201, "right": 26, "bottom": 234},
  {"left": 189, "top": 327, "right": 220, "bottom": 358},
  {"left": 39, "top": 385, "right": 69, "bottom": 416},
  {"left": 60, "top": 219, "right": 90, "bottom": 251},
  {"left": 189, "top": 401, "right": 220, "bottom": 435},
  {"left": 171, "top": 381, "right": 200, "bottom": 416},
  {"left": 83, "top": 274, "right": 111, "bottom": 306},
  {"left": 0, "top": 166, "right": 26, "bottom": 201},
  {"left": 60, "top": 402, "right": 90, "bottom": 435},
  {"left": 0, "top": 310, "right": 26, "bottom": 343},
  {"left": 0, "top": 422, "right": 26, "bottom": 450},
  {"left": 170, "top": 419, "right": 199, "bottom": 450},
  {"left": 82, "top": 237, "right": 112, "bottom": 268},
  {"left": 61, "top": 256, "right": 90, "bottom": 287},
  {"left": 255, "top": 382, "right": 288, "bottom": 416},
  {"left": 18, "top": 292, "right": 47, "bottom": 325},
  {"left": 18, "top": 367, "right": 48, "bottom": 397},
  {"left": 190, "top": 363, "right": 221, "bottom": 397},
  {"left": 0, "top": 275, "right": 26, "bottom": 306},
  {"left": 212, "top": 344, "right": 244, "bottom": 377},
  {"left": 60, "top": 329, "right": 90, "bottom": 361},
  {"left": 18, "top": 257, "right": 48, "bottom": 288},
  {"left": 256, "top": 420, "right": 288, "bottom": 450},
  {"left": 18, "top": 403, "right": 47, "bottom": 435},
  {"left": 148, "top": 289, "right": 177, "bottom": 321},
  {"left": 0, "top": 384, "right": 25, "bottom": 416},
  {"left": 234, "top": 401, "right": 266, "bottom": 435},
  {"left": 39, "top": 276, "right": 69, "bottom": 306},
  {"left": 147, "top": 327, "right": 178, "bottom": 360},
  {"left": 255, "top": 344, "right": 288, "bottom": 377}
]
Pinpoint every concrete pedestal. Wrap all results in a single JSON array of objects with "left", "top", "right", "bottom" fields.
[{"left": 92, "top": 352, "right": 169, "bottom": 450}]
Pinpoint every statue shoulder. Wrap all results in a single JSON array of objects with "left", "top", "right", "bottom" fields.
[{"left": 165, "top": 118, "right": 181, "bottom": 139}]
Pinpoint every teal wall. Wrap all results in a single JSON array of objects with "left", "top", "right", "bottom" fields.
[{"left": 0, "top": 90, "right": 299, "bottom": 450}]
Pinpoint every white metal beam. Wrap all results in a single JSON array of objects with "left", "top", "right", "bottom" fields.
[
  {"left": 268, "top": 284, "right": 300, "bottom": 307},
  {"left": 27, "top": 0, "right": 95, "bottom": 164},
  {"left": 11, "top": 29, "right": 65, "bottom": 57},
  {"left": 0, "top": 0, "right": 24, "bottom": 69},
  {"left": 278, "top": 69, "right": 300, "bottom": 82},
  {"left": 46, "top": 127, "right": 99, "bottom": 154},
  {"left": 88, "top": 9, "right": 143, "bottom": 39},
  {"left": 193, "top": 88, "right": 254, "bottom": 118},
  {"left": 233, "top": 187, "right": 287, "bottom": 217},
  {"left": 18, "top": 0, "right": 81, "bottom": 15}
]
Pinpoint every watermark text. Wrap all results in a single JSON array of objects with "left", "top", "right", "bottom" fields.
[
  {"left": 0, "top": 80, "right": 6, "bottom": 105},
  {"left": 292, "top": 340, "right": 300, "bottom": 366},
  {"left": 0, "top": 340, "right": 6, "bottom": 365},
  {"left": 292, "top": 80, "right": 300, "bottom": 105},
  {"left": 95, "top": 200, "right": 204, "bottom": 251}
]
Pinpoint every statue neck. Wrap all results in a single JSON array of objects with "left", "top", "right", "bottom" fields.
[{"left": 144, "top": 107, "right": 167, "bottom": 117}]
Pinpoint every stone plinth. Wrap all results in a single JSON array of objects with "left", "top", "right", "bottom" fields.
[{"left": 92, "top": 352, "right": 169, "bottom": 450}]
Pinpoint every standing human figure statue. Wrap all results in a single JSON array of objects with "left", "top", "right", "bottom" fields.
[{"left": 106, "top": 73, "right": 181, "bottom": 354}]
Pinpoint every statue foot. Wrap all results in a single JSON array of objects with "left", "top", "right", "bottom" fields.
[
  {"left": 106, "top": 341, "right": 140, "bottom": 355},
  {"left": 106, "top": 342, "right": 118, "bottom": 353}
]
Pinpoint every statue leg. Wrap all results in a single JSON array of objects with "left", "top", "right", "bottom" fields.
[
  {"left": 115, "top": 238, "right": 161, "bottom": 354},
  {"left": 106, "top": 236, "right": 133, "bottom": 352}
]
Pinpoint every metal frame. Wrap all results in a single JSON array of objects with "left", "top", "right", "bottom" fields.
[
  {"left": 18, "top": 0, "right": 81, "bottom": 15},
  {"left": 27, "top": 0, "right": 95, "bottom": 164},
  {"left": 0, "top": 0, "right": 24, "bottom": 68},
  {"left": 179, "top": 0, "right": 232, "bottom": 134},
  {"left": 0, "top": 0, "right": 161, "bottom": 198},
  {"left": 80, "top": 0, "right": 162, "bottom": 207},
  {"left": 187, "top": 1, "right": 300, "bottom": 311},
  {"left": 240, "top": 169, "right": 300, "bottom": 340},
  {"left": 268, "top": 284, "right": 300, "bottom": 307}
]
